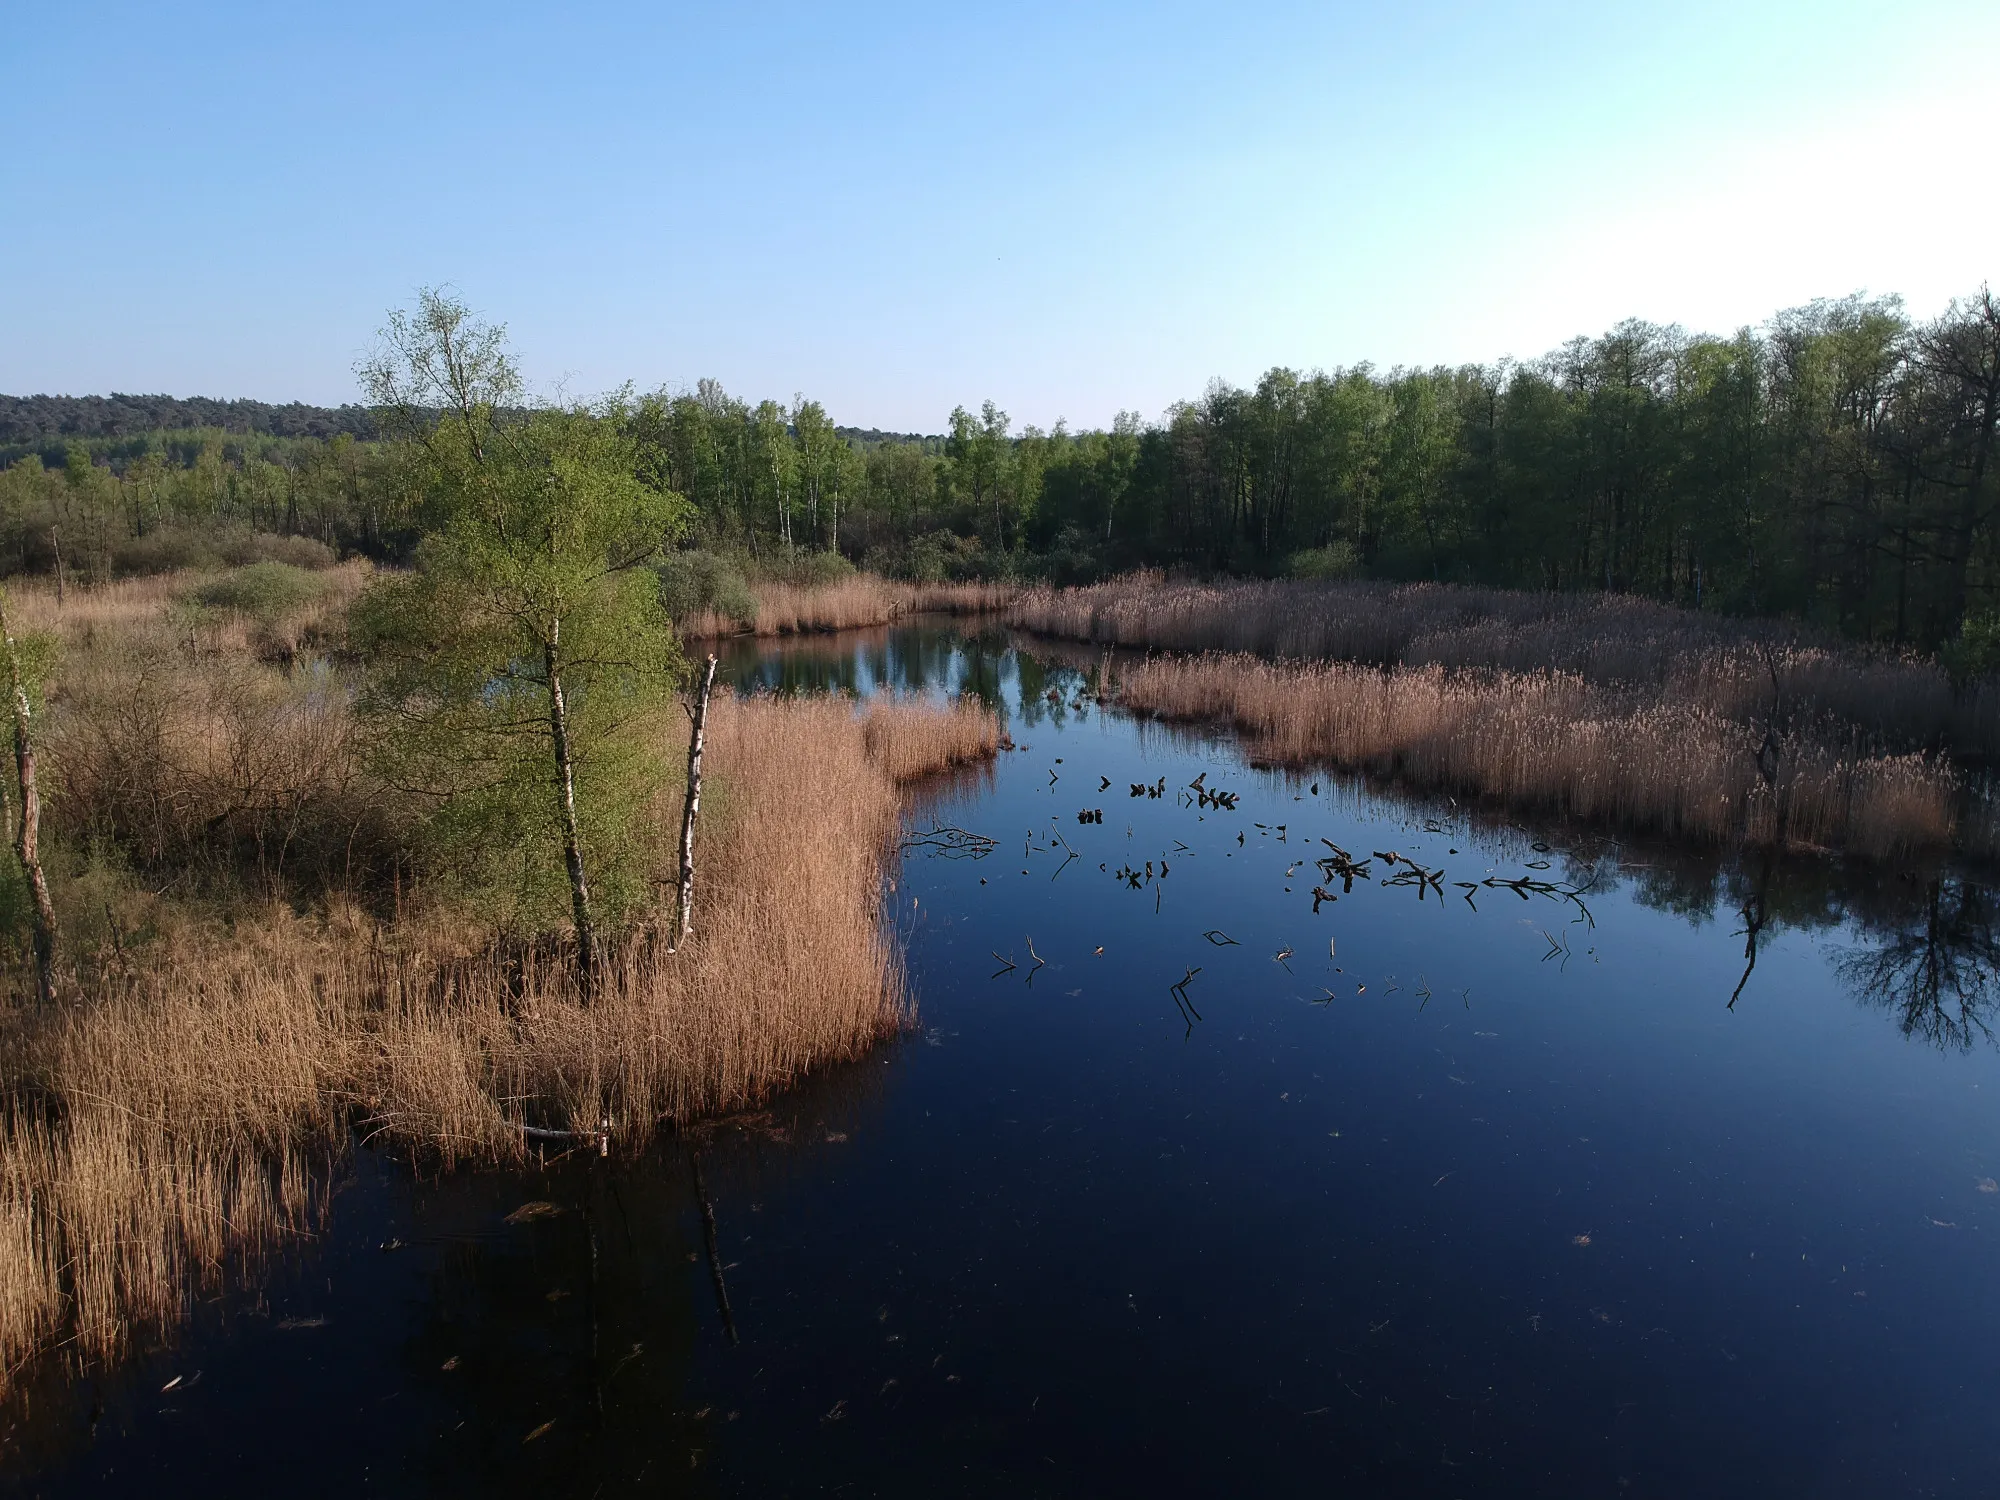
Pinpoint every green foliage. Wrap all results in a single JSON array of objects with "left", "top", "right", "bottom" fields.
[
  {"left": 656, "top": 549, "right": 756, "bottom": 626},
  {"left": 194, "top": 561, "right": 324, "bottom": 623},
  {"left": 1942, "top": 611, "right": 2000, "bottom": 686},
  {"left": 1286, "top": 542, "right": 1358, "bottom": 580},
  {"left": 0, "top": 607, "right": 63, "bottom": 718},
  {"left": 0, "top": 846, "right": 31, "bottom": 960},
  {"left": 1036, "top": 526, "right": 1103, "bottom": 586},
  {"left": 865, "top": 530, "right": 987, "bottom": 584},
  {"left": 353, "top": 291, "right": 690, "bottom": 936},
  {"left": 755, "top": 548, "right": 855, "bottom": 587},
  {"left": 899, "top": 532, "right": 956, "bottom": 584},
  {"left": 6, "top": 284, "right": 1997, "bottom": 648}
]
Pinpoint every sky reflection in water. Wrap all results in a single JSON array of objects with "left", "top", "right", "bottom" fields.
[{"left": 19, "top": 623, "right": 2000, "bottom": 1499}]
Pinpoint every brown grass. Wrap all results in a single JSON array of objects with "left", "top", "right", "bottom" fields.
[
  {"left": 861, "top": 695, "right": 1004, "bottom": 783},
  {"left": 1117, "top": 654, "right": 1959, "bottom": 859},
  {"left": 684, "top": 576, "right": 1020, "bottom": 637},
  {"left": 11, "top": 563, "right": 370, "bottom": 661},
  {"left": 1013, "top": 575, "right": 2000, "bottom": 859},
  {"left": 1013, "top": 575, "right": 2000, "bottom": 756},
  {"left": 0, "top": 574, "right": 998, "bottom": 1396}
]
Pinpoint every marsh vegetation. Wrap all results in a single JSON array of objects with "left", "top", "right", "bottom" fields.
[
  {"left": 4, "top": 283, "right": 2000, "bottom": 1485},
  {"left": 1010, "top": 574, "right": 2000, "bottom": 859},
  {"left": 0, "top": 569, "right": 995, "bottom": 1387},
  {"left": 0, "top": 296, "right": 1002, "bottom": 1396}
]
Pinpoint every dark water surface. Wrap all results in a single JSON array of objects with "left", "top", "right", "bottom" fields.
[{"left": 14, "top": 624, "right": 2000, "bottom": 1498}]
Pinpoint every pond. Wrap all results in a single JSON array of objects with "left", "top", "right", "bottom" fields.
[{"left": 14, "top": 622, "right": 2000, "bottom": 1498}]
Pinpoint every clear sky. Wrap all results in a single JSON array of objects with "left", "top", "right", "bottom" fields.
[{"left": 4, "top": 0, "right": 1994, "bottom": 432}]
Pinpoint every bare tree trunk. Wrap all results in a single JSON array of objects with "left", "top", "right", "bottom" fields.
[
  {"left": 0, "top": 592, "right": 58, "bottom": 1005},
  {"left": 49, "top": 528, "right": 64, "bottom": 608},
  {"left": 544, "top": 621, "right": 598, "bottom": 996},
  {"left": 668, "top": 654, "right": 718, "bottom": 953}
]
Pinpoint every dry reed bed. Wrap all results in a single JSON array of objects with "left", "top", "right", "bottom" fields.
[
  {"left": 1117, "top": 654, "right": 1965, "bottom": 859},
  {"left": 1014, "top": 575, "right": 2000, "bottom": 757},
  {"left": 11, "top": 562, "right": 372, "bottom": 656},
  {"left": 0, "top": 679, "right": 997, "bottom": 1391},
  {"left": 11, "top": 566, "right": 389, "bottom": 902},
  {"left": 684, "top": 576, "right": 1020, "bottom": 637},
  {"left": 1012, "top": 574, "right": 1999, "bottom": 858}
]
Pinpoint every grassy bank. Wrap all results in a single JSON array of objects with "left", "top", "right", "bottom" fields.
[
  {"left": 0, "top": 572, "right": 996, "bottom": 1392},
  {"left": 1012, "top": 575, "right": 2000, "bottom": 859}
]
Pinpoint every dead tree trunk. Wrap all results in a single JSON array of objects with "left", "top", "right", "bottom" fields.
[
  {"left": 0, "top": 592, "right": 59, "bottom": 1005},
  {"left": 691, "top": 1149, "right": 739, "bottom": 1344},
  {"left": 668, "top": 654, "right": 718, "bottom": 953},
  {"left": 544, "top": 620, "right": 598, "bottom": 997}
]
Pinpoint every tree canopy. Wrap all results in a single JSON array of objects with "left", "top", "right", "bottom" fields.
[
  {"left": 351, "top": 291, "right": 688, "bottom": 979},
  {"left": 7, "top": 283, "right": 1999, "bottom": 647}
]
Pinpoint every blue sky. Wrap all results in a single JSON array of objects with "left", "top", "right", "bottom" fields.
[{"left": 4, "top": 0, "right": 1994, "bottom": 431}]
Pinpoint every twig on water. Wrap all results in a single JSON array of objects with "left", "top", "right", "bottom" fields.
[
  {"left": 901, "top": 825, "right": 998, "bottom": 860},
  {"left": 1047, "top": 823, "right": 1080, "bottom": 881},
  {"left": 1169, "top": 964, "right": 1204, "bottom": 1031}
]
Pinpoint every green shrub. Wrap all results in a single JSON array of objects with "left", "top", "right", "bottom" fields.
[
  {"left": 1040, "top": 526, "right": 1103, "bottom": 586},
  {"left": 113, "top": 526, "right": 336, "bottom": 578},
  {"left": 1943, "top": 610, "right": 2000, "bottom": 686},
  {"left": 1286, "top": 542, "right": 1359, "bottom": 581},
  {"left": 112, "top": 526, "right": 229, "bottom": 576},
  {"left": 221, "top": 532, "right": 338, "bottom": 570},
  {"left": 193, "top": 561, "right": 325, "bottom": 624},
  {"left": 899, "top": 533, "right": 955, "bottom": 584},
  {"left": 756, "top": 548, "right": 855, "bottom": 587},
  {"left": 656, "top": 550, "right": 757, "bottom": 626}
]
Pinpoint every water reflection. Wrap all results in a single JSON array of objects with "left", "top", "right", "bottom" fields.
[
  {"left": 731, "top": 622, "right": 2000, "bottom": 1057},
  {"left": 717, "top": 623, "right": 1112, "bottom": 725},
  {"left": 24, "top": 621, "right": 2000, "bottom": 1497},
  {"left": 1840, "top": 876, "right": 2000, "bottom": 1050}
]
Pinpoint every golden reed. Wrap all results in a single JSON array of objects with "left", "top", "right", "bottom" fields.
[
  {"left": 683, "top": 576, "right": 1020, "bottom": 637},
  {"left": 0, "top": 571, "right": 997, "bottom": 1394},
  {"left": 1011, "top": 575, "right": 1997, "bottom": 860}
]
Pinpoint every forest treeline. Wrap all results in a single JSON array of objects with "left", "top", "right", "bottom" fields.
[
  {"left": 3, "top": 285, "right": 1995, "bottom": 646},
  {"left": 0, "top": 392, "right": 381, "bottom": 449}
]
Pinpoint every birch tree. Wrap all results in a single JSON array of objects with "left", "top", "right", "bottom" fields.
[{"left": 354, "top": 291, "right": 688, "bottom": 991}]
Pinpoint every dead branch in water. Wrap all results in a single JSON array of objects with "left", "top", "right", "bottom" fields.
[
  {"left": 690, "top": 1150, "right": 739, "bottom": 1345},
  {"left": 901, "top": 824, "right": 998, "bottom": 859}
]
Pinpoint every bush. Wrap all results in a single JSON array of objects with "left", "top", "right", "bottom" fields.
[
  {"left": 1039, "top": 526, "right": 1104, "bottom": 587},
  {"left": 656, "top": 550, "right": 757, "bottom": 627},
  {"left": 889, "top": 531, "right": 994, "bottom": 583},
  {"left": 221, "top": 532, "right": 338, "bottom": 570},
  {"left": 897, "top": 533, "right": 956, "bottom": 584},
  {"left": 111, "top": 526, "right": 336, "bottom": 578},
  {"left": 112, "top": 527, "right": 229, "bottom": 576},
  {"left": 193, "top": 562, "right": 326, "bottom": 624},
  {"left": 1286, "top": 542, "right": 1359, "bottom": 581},
  {"left": 751, "top": 548, "right": 856, "bottom": 588},
  {"left": 1943, "top": 611, "right": 2000, "bottom": 687}
]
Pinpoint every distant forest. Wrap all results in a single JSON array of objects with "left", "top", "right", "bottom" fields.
[
  {"left": 0, "top": 393, "right": 381, "bottom": 446},
  {"left": 2, "top": 284, "right": 1996, "bottom": 648},
  {"left": 0, "top": 393, "right": 931, "bottom": 465}
]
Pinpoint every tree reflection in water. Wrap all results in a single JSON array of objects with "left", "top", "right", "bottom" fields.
[{"left": 1838, "top": 877, "right": 2000, "bottom": 1051}]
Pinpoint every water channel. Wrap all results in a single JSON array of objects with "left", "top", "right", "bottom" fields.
[{"left": 13, "top": 623, "right": 2000, "bottom": 1497}]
